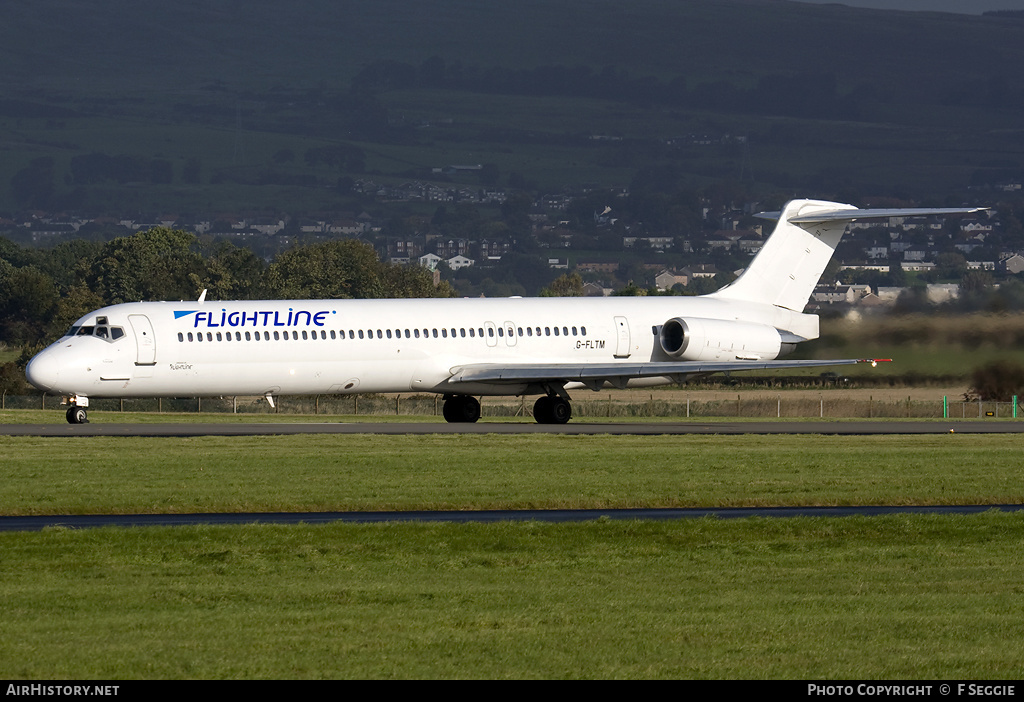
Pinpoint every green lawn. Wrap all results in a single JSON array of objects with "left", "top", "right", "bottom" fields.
[
  {"left": 4, "top": 430, "right": 1024, "bottom": 678},
  {"left": 3, "top": 514, "right": 1024, "bottom": 678}
]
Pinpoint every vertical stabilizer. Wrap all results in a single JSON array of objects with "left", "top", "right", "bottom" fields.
[{"left": 708, "top": 199, "right": 855, "bottom": 312}]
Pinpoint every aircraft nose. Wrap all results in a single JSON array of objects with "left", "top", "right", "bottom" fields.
[{"left": 25, "top": 351, "right": 61, "bottom": 393}]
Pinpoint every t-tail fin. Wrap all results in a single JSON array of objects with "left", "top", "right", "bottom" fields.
[{"left": 708, "top": 199, "right": 987, "bottom": 312}]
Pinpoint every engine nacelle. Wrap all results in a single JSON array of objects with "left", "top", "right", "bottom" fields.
[{"left": 658, "top": 317, "right": 783, "bottom": 361}]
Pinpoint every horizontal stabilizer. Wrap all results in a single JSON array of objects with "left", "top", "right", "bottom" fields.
[{"left": 755, "top": 206, "right": 987, "bottom": 224}]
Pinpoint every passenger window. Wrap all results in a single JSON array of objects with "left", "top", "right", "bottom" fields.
[
  {"left": 563, "top": 326, "right": 568, "bottom": 336},
  {"left": 216, "top": 332, "right": 222, "bottom": 341},
  {"left": 498, "top": 327, "right": 504, "bottom": 337},
  {"left": 432, "top": 329, "right": 438, "bottom": 338},
  {"left": 302, "top": 331, "right": 308, "bottom": 340},
  {"left": 245, "top": 332, "right": 251, "bottom": 341},
  {"left": 188, "top": 332, "right": 194, "bottom": 342},
  {"left": 414, "top": 329, "right": 420, "bottom": 338},
  {"left": 554, "top": 327, "right": 559, "bottom": 336},
  {"left": 545, "top": 327, "right": 550, "bottom": 336},
  {"left": 572, "top": 326, "right": 577, "bottom": 336},
  {"left": 178, "top": 332, "right": 184, "bottom": 342},
  {"left": 581, "top": 326, "right": 587, "bottom": 336},
  {"left": 442, "top": 329, "right": 448, "bottom": 338},
  {"left": 358, "top": 330, "right": 364, "bottom": 339},
  {"left": 274, "top": 331, "right": 280, "bottom": 340},
  {"left": 207, "top": 333, "right": 213, "bottom": 341},
  {"left": 527, "top": 328, "right": 533, "bottom": 337},
  {"left": 487, "top": 328, "right": 494, "bottom": 337}
]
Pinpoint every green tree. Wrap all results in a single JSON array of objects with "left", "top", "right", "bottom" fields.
[
  {"left": 265, "top": 240, "right": 451, "bottom": 300},
  {"left": 0, "top": 265, "right": 59, "bottom": 345},
  {"left": 87, "top": 228, "right": 206, "bottom": 303},
  {"left": 540, "top": 272, "right": 584, "bottom": 297}
]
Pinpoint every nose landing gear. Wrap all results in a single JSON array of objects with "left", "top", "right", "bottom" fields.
[
  {"left": 66, "top": 406, "right": 89, "bottom": 424},
  {"left": 64, "top": 395, "right": 89, "bottom": 424}
]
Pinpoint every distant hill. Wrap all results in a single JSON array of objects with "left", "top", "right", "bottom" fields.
[
  {"left": 4, "top": 0, "right": 1023, "bottom": 99},
  {"left": 2, "top": 0, "right": 1023, "bottom": 212}
]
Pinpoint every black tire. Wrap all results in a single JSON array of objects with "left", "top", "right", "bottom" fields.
[
  {"left": 443, "top": 396, "right": 481, "bottom": 423},
  {"left": 66, "top": 407, "right": 88, "bottom": 424},
  {"left": 549, "top": 397, "right": 572, "bottom": 424},
  {"left": 532, "top": 396, "right": 553, "bottom": 424}
]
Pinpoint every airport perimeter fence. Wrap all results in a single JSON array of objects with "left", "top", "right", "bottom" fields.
[{"left": 3, "top": 392, "right": 1023, "bottom": 420}]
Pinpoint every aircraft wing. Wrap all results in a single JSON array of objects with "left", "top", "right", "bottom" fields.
[{"left": 448, "top": 358, "right": 888, "bottom": 389}]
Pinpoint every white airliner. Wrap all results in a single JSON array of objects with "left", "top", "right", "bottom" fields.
[{"left": 26, "top": 199, "right": 984, "bottom": 424}]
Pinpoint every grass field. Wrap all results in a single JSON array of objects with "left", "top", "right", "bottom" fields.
[
  {"left": 3, "top": 433, "right": 1024, "bottom": 515},
  {"left": 3, "top": 514, "right": 1024, "bottom": 678},
  {"left": 4, "top": 430, "right": 1024, "bottom": 678}
]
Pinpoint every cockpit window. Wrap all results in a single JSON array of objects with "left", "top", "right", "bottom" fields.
[{"left": 67, "top": 324, "right": 125, "bottom": 343}]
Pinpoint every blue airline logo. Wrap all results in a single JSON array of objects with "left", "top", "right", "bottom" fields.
[{"left": 175, "top": 308, "right": 336, "bottom": 328}]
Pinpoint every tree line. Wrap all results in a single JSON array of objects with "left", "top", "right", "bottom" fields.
[{"left": 0, "top": 229, "right": 453, "bottom": 391}]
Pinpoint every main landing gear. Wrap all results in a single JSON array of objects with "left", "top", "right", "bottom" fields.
[
  {"left": 533, "top": 395, "right": 571, "bottom": 424},
  {"left": 442, "top": 395, "right": 481, "bottom": 423},
  {"left": 440, "top": 393, "right": 573, "bottom": 425}
]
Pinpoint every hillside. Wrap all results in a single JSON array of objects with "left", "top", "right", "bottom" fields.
[{"left": 2, "top": 0, "right": 1023, "bottom": 212}]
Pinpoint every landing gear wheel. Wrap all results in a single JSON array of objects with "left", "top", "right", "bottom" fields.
[
  {"left": 442, "top": 395, "right": 481, "bottom": 423},
  {"left": 533, "top": 395, "right": 571, "bottom": 424},
  {"left": 66, "top": 407, "right": 88, "bottom": 424}
]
